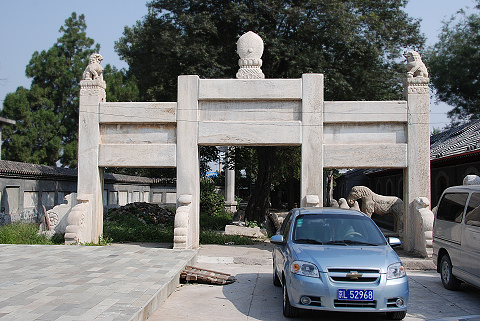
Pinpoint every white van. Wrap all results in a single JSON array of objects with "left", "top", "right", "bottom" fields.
[{"left": 432, "top": 184, "right": 480, "bottom": 290}]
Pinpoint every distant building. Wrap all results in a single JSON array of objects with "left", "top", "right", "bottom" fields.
[{"left": 0, "top": 160, "right": 176, "bottom": 225}]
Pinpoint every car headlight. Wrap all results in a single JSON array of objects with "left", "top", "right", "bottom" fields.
[
  {"left": 291, "top": 261, "right": 319, "bottom": 278},
  {"left": 387, "top": 262, "right": 406, "bottom": 279}
]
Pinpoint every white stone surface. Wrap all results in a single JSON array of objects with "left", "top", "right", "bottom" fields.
[
  {"left": 301, "top": 74, "right": 324, "bottom": 207},
  {"left": 99, "top": 143, "right": 176, "bottom": 167},
  {"left": 324, "top": 101, "right": 407, "bottom": 123},
  {"left": 224, "top": 225, "right": 267, "bottom": 237},
  {"left": 99, "top": 102, "right": 176, "bottom": 123},
  {"left": 324, "top": 144, "right": 407, "bottom": 168},
  {"left": 176, "top": 76, "right": 200, "bottom": 249},
  {"left": 198, "top": 79, "right": 302, "bottom": 100},
  {"left": 198, "top": 121, "right": 302, "bottom": 146},
  {"left": 199, "top": 101, "right": 301, "bottom": 122}
]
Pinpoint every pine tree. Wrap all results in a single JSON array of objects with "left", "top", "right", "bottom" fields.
[{"left": 2, "top": 12, "right": 138, "bottom": 166}]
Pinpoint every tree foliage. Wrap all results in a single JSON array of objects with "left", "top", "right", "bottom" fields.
[
  {"left": 116, "top": 0, "right": 425, "bottom": 222},
  {"left": 116, "top": 0, "right": 425, "bottom": 102},
  {"left": 1, "top": 13, "right": 138, "bottom": 166},
  {"left": 426, "top": 2, "right": 480, "bottom": 124}
]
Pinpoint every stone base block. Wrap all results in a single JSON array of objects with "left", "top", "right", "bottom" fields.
[{"left": 224, "top": 225, "right": 267, "bottom": 238}]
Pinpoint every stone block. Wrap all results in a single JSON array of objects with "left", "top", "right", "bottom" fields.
[{"left": 224, "top": 225, "right": 267, "bottom": 238}]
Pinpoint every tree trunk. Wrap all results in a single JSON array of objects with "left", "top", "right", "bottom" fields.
[{"left": 245, "top": 146, "right": 275, "bottom": 223}]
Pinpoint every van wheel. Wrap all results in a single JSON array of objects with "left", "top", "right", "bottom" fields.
[
  {"left": 283, "top": 281, "right": 299, "bottom": 318},
  {"left": 440, "top": 255, "right": 461, "bottom": 290},
  {"left": 386, "top": 310, "right": 407, "bottom": 320}
]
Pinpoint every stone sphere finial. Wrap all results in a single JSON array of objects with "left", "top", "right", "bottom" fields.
[{"left": 236, "top": 31, "right": 265, "bottom": 79}]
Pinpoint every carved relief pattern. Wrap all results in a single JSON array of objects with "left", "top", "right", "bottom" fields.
[
  {"left": 48, "top": 212, "right": 59, "bottom": 227},
  {"left": 174, "top": 195, "right": 192, "bottom": 248}
]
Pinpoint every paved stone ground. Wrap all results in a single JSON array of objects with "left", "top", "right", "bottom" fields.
[
  {"left": 0, "top": 243, "right": 196, "bottom": 321},
  {"left": 149, "top": 243, "right": 480, "bottom": 321}
]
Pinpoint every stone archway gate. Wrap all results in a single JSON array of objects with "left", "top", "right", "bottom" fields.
[{"left": 67, "top": 32, "right": 430, "bottom": 253}]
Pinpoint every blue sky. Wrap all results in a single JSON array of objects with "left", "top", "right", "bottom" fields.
[{"left": 0, "top": 0, "right": 477, "bottom": 130}]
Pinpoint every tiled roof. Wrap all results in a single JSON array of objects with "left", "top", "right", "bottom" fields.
[
  {"left": 0, "top": 160, "right": 162, "bottom": 184},
  {"left": 0, "top": 160, "right": 77, "bottom": 179},
  {"left": 430, "top": 120, "right": 480, "bottom": 160}
]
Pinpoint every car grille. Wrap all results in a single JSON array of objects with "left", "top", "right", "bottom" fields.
[
  {"left": 327, "top": 268, "right": 380, "bottom": 283},
  {"left": 334, "top": 300, "right": 377, "bottom": 308}
]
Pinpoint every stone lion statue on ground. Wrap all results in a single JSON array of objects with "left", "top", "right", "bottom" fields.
[
  {"left": 347, "top": 186, "right": 403, "bottom": 233},
  {"left": 404, "top": 50, "right": 428, "bottom": 78},
  {"left": 82, "top": 53, "right": 104, "bottom": 81}
]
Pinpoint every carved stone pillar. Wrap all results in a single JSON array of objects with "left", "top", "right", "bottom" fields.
[
  {"left": 224, "top": 149, "right": 237, "bottom": 213},
  {"left": 175, "top": 75, "right": 200, "bottom": 249},
  {"left": 403, "top": 51, "right": 431, "bottom": 252},
  {"left": 67, "top": 77, "right": 105, "bottom": 244},
  {"left": 300, "top": 74, "right": 324, "bottom": 207}
]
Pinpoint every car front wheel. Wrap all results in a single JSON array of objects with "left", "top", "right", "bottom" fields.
[
  {"left": 440, "top": 255, "right": 461, "bottom": 290},
  {"left": 283, "top": 281, "right": 299, "bottom": 318}
]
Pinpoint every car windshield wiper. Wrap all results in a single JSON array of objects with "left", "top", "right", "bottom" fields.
[
  {"left": 324, "top": 240, "right": 348, "bottom": 246},
  {"left": 326, "top": 240, "right": 379, "bottom": 246},
  {"left": 295, "top": 238, "right": 324, "bottom": 244}
]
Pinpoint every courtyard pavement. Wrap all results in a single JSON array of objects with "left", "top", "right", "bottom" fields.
[
  {"left": 0, "top": 243, "right": 196, "bottom": 321},
  {"left": 0, "top": 242, "right": 479, "bottom": 321},
  {"left": 148, "top": 243, "right": 480, "bottom": 321}
]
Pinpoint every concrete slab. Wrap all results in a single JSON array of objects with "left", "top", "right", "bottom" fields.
[{"left": 148, "top": 243, "right": 480, "bottom": 321}]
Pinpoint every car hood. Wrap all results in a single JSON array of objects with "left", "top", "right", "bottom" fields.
[{"left": 291, "top": 244, "right": 400, "bottom": 273}]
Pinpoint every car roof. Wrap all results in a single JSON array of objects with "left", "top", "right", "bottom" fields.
[{"left": 296, "top": 207, "right": 367, "bottom": 217}]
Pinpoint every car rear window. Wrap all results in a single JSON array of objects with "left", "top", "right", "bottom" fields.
[
  {"left": 465, "top": 193, "right": 480, "bottom": 227},
  {"left": 436, "top": 193, "right": 468, "bottom": 223}
]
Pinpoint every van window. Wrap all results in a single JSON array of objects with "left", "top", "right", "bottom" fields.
[
  {"left": 465, "top": 193, "right": 480, "bottom": 227},
  {"left": 436, "top": 193, "right": 468, "bottom": 223}
]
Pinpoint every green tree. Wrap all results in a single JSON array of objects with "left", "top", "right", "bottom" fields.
[
  {"left": 426, "top": 2, "right": 480, "bottom": 124},
  {"left": 2, "top": 12, "right": 139, "bottom": 166},
  {"left": 116, "top": 0, "right": 425, "bottom": 222}
]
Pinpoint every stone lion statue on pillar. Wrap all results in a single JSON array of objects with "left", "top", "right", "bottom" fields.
[
  {"left": 347, "top": 186, "right": 403, "bottom": 233},
  {"left": 404, "top": 50, "right": 428, "bottom": 78},
  {"left": 82, "top": 53, "right": 104, "bottom": 81}
]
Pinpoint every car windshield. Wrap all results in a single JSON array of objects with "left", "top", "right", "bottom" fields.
[{"left": 293, "top": 214, "right": 386, "bottom": 246}]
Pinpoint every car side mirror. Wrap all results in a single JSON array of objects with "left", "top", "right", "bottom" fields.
[
  {"left": 388, "top": 237, "right": 401, "bottom": 247},
  {"left": 271, "top": 234, "right": 285, "bottom": 245}
]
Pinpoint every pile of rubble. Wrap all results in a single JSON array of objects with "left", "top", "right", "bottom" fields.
[{"left": 106, "top": 202, "right": 175, "bottom": 225}]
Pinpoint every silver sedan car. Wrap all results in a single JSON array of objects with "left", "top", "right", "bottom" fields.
[{"left": 271, "top": 208, "right": 408, "bottom": 319}]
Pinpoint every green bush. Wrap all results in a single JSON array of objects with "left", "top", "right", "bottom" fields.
[
  {"left": 0, "top": 223, "right": 53, "bottom": 245},
  {"left": 103, "top": 211, "right": 174, "bottom": 243},
  {"left": 200, "top": 179, "right": 224, "bottom": 217},
  {"left": 200, "top": 211, "right": 233, "bottom": 231}
]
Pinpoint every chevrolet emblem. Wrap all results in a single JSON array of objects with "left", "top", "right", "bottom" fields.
[{"left": 346, "top": 271, "right": 363, "bottom": 280}]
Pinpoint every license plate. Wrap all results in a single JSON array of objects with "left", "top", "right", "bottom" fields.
[{"left": 338, "top": 289, "right": 373, "bottom": 301}]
